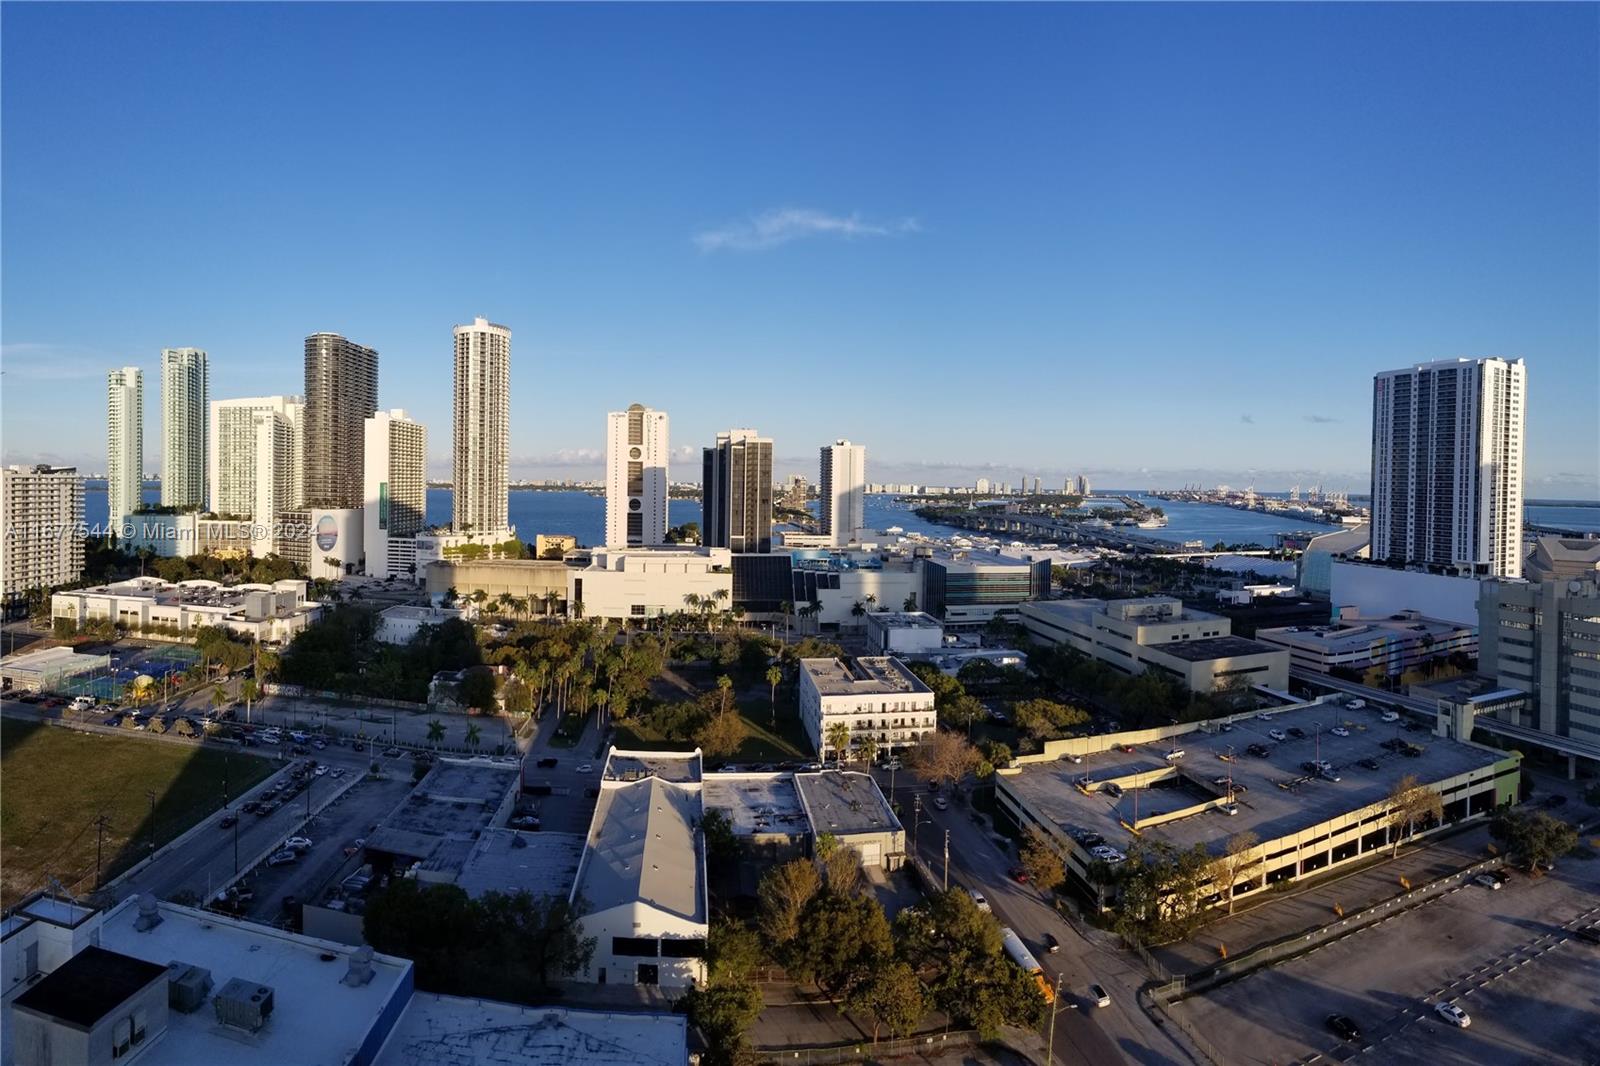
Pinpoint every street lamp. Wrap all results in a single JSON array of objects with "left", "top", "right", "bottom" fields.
[{"left": 1046, "top": 972, "right": 1065, "bottom": 1064}]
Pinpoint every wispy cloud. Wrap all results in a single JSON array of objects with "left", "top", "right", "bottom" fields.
[
  {"left": 1240, "top": 414, "right": 1256, "bottom": 424},
  {"left": 693, "top": 207, "right": 920, "bottom": 253},
  {"left": 1303, "top": 413, "right": 1340, "bottom": 424}
]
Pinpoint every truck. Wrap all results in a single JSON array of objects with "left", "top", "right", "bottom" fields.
[{"left": 1001, "top": 927, "right": 1056, "bottom": 1003}]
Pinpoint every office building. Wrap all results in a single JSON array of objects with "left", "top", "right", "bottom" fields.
[
  {"left": 302, "top": 332, "right": 379, "bottom": 508},
  {"left": 52, "top": 576, "right": 321, "bottom": 644},
  {"left": 1478, "top": 577, "right": 1600, "bottom": 751},
  {"left": 1019, "top": 597, "right": 1290, "bottom": 694},
  {"left": 702, "top": 428, "right": 773, "bottom": 553},
  {"left": 605, "top": 404, "right": 669, "bottom": 547},
  {"left": 798, "top": 656, "right": 937, "bottom": 759},
  {"left": 364, "top": 409, "right": 427, "bottom": 580},
  {"left": 1524, "top": 536, "right": 1600, "bottom": 584},
  {"left": 570, "top": 547, "right": 732, "bottom": 621},
  {"left": 1371, "top": 357, "right": 1527, "bottom": 578},
  {"left": 863, "top": 611, "right": 945, "bottom": 656},
  {"left": 106, "top": 367, "right": 144, "bottom": 533},
  {"left": 975, "top": 478, "right": 991, "bottom": 494},
  {"left": 922, "top": 549, "right": 1052, "bottom": 625},
  {"left": 451, "top": 316, "right": 511, "bottom": 535},
  {"left": 160, "top": 348, "right": 209, "bottom": 509},
  {"left": 819, "top": 439, "right": 866, "bottom": 547},
  {"left": 1256, "top": 608, "right": 1477, "bottom": 678},
  {"left": 1, "top": 465, "right": 84, "bottom": 613},
  {"left": 208, "top": 396, "right": 303, "bottom": 526}
]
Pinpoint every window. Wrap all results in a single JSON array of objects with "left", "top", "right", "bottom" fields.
[
  {"left": 613, "top": 936, "right": 658, "bottom": 957},
  {"left": 660, "top": 938, "right": 706, "bottom": 957},
  {"left": 631, "top": 605, "right": 646, "bottom": 617}
]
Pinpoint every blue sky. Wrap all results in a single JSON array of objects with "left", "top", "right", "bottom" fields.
[{"left": 3, "top": 3, "right": 1596, "bottom": 497}]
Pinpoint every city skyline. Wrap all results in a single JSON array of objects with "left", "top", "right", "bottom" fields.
[{"left": 3, "top": 4, "right": 1595, "bottom": 499}]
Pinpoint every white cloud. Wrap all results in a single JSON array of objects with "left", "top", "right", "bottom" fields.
[{"left": 693, "top": 207, "right": 920, "bottom": 253}]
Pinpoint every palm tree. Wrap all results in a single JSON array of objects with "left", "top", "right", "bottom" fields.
[
  {"left": 238, "top": 678, "right": 259, "bottom": 724},
  {"left": 715, "top": 674, "right": 735, "bottom": 718},
  {"left": 465, "top": 722, "right": 482, "bottom": 749},
  {"left": 903, "top": 593, "right": 918, "bottom": 612},
  {"left": 825, "top": 721, "right": 851, "bottom": 768},
  {"left": 857, "top": 736, "right": 879, "bottom": 769},
  {"left": 522, "top": 593, "right": 540, "bottom": 620},
  {"left": 766, "top": 665, "right": 783, "bottom": 726},
  {"left": 780, "top": 600, "right": 794, "bottom": 641},
  {"left": 210, "top": 685, "right": 228, "bottom": 714},
  {"left": 426, "top": 718, "right": 445, "bottom": 748},
  {"left": 570, "top": 599, "right": 585, "bottom": 621},
  {"left": 850, "top": 601, "right": 867, "bottom": 627},
  {"left": 497, "top": 592, "right": 516, "bottom": 616}
]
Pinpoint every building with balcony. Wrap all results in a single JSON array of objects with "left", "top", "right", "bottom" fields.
[{"left": 797, "top": 656, "right": 936, "bottom": 759}]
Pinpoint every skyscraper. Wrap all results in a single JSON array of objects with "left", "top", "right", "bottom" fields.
[
  {"left": 451, "top": 317, "right": 511, "bottom": 534},
  {"left": 819, "top": 439, "right": 866, "bottom": 547},
  {"left": 303, "top": 333, "right": 379, "bottom": 508},
  {"left": 703, "top": 429, "right": 774, "bottom": 553},
  {"left": 365, "top": 409, "right": 427, "bottom": 580},
  {"left": 209, "top": 396, "right": 303, "bottom": 527},
  {"left": 1076, "top": 474, "right": 1091, "bottom": 497},
  {"left": 1371, "top": 357, "right": 1527, "bottom": 578},
  {"left": 160, "top": 347, "right": 209, "bottom": 509},
  {"left": 605, "top": 404, "right": 669, "bottom": 547},
  {"left": 2, "top": 465, "right": 84, "bottom": 614},
  {"left": 106, "top": 367, "right": 143, "bottom": 533}
]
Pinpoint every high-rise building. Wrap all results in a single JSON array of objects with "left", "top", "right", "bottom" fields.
[
  {"left": 208, "top": 396, "right": 303, "bottom": 527},
  {"left": 106, "top": 367, "right": 144, "bottom": 533},
  {"left": 364, "top": 409, "right": 427, "bottom": 580},
  {"left": 1478, "top": 577, "right": 1600, "bottom": 749},
  {"left": 1, "top": 465, "right": 84, "bottom": 614},
  {"left": 160, "top": 348, "right": 209, "bottom": 509},
  {"left": 976, "top": 478, "right": 991, "bottom": 494},
  {"left": 451, "top": 317, "right": 511, "bottom": 534},
  {"left": 703, "top": 429, "right": 774, "bottom": 553},
  {"left": 1371, "top": 358, "right": 1526, "bottom": 578},
  {"left": 1076, "top": 474, "right": 1091, "bottom": 497},
  {"left": 819, "top": 440, "right": 866, "bottom": 547},
  {"left": 303, "top": 333, "right": 379, "bottom": 509},
  {"left": 605, "top": 404, "right": 670, "bottom": 547}
]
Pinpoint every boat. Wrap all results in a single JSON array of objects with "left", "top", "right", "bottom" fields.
[{"left": 1136, "top": 515, "right": 1168, "bottom": 529}]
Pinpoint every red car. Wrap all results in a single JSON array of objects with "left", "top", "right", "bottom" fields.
[{"left": 1010, "top": 867, "right": 1030, "bottom": 883}]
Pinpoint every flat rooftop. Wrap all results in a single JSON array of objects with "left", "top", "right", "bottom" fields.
[
  {"left": 702, "top": 774, "right": 806, "bottom": 836},
  {"left": 0, "top": 646, "right": 108, "bottom": 672},
  {"left": 573, "top": 777, "right": 704, "bottom": 924},
  {"left": 1158, "top": 635, "right": 1282, "bottom": 662},
  {"left": 450, "top": 830, "right": 585, "bottom": 899},
  {"left": 1257, "top": 614, "right": 1471, "bottom": 654},
  {"left": 13, "top": 945, "right": 166, "bottom": 1027},
  {"left": 603, "top": 749, "right": 702, "bottom": 784},
  {"left": 867, "top": 611, "right": 942, "bottom": 630},
  {"left": 377, "top": 993, "right": 688, "bottom": 1066},
  {"left": 795, "top": 771, "right": 902, "bottom": 836},
  {"left": 1001, "top": 699, "right": 1508, "bottom": 857},
  {"left": 799, "top": 656, "right": 931, "bottom": 697},
  {"left": 367, "top": 759, "right": 517, "bottom": 860}
]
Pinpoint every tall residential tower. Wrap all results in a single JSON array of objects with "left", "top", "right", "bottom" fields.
[
  {"left": 605, "top": 404, "right": 670, "bottom": 547},
  {"left": 364, "top": 409, "right": 427, "bottom": 580},
  {"left": 160, "top": 347, "right": 209, "bottom": 508},
  {"left": 106, "top": 367, "right": 143, "bottom": 532},
  {"left": 819, "top": 439, "right": 866, "bottom": 547},
  {"left": 208, "top": 396, "right": 304, "bottom": 527},
  {"left": 303, "top": 333, "right": 379, "bottom": 508},
  {"left": 2, "top": 465, "right": 84, "bottom": 614},
  {"left": 1371, "top": 357, "right": 1527, "bottom": 578},
  {"left": 451, "top": 317, "right": 511, "bottom": 534},
  {"left": 702, "top": 429, "right": 773, "bottom": 553}
]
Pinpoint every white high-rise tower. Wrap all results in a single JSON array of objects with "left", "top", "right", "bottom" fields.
[
  {"left": 451, "top": 317, "right": 511, "bottom": 534},
  {"left": 819, "top": 439, "right": 866, "bottom": 547},
  {"left": 365, "top": 409, "right": 428, "bottom": 580},
  {"left": 106, "top": 367, "right": 144, "bottom": 533},
  {"left": 1371, "top": 357, "right": 1527, "bottom": 579},
  {"left": 160, "top": 347, "right": 209, "bottom": 509},
  {"left": 605, "top": 404, "right": 670, "bottom": 547},
  {"left": 209, "top": 396, "right": 304, "bottom": 527}
]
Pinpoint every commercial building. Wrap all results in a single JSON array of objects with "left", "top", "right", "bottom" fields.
[
  {"left": 303, "top": 332, "right": 379, "bottom": 509},
  {"left": 1256, "top": 608, "right": 1477, "bottom": 678},
  {"left": 207, "top": 395, "right": 303, "bottom": 527},
  {"left": 2, "top": 465, "right": 84, "bottom": 613},
  {"left": 995, "top": 697, "right": 1519, "bottom": 907},
  {"left": 1328, "top": 558, "right": 1482, "bottom": 627},
  {"left": 702, "top": 769, "right": 905, "bottom": 871},
  {"left": 105, "top": 367, "right": 144, "bottom": 533},
  {"left": 376, "top": 996, "right": 688, "bottom": 1066},
  {"left": 374, "top": 603, "right": 465, "bottom": 644},
  {"left": 51, "top": 577, "right": 322, "bottom": 643},
  {"left": 864, "top": 611, "right": 945, "bottom": 656},
  {"left": 570, "top": 546, "right": 732, "bottom": 621},
  {"left": 364, "top": 409, "right": 427, "bottom": 580},
  {"left": 922, "top": 549, "right": 1051, "bottom": 625},
  {"left": 276, "top": 506, "right": 363, "bottom": 579},
  {"left": 605, "top": 404, "right": 670, "bottom": 547},
  {"left": 789, "top": 554, "right": 922, "bottom": 628},
  {"left": 819, "top": 440, "right": 866, "bottom": 547},
  {"left": 451, "top": 317, "right": 512, "bottom": 536},
  {"left": 1, "top": 647, "right": 111, "bottom": 694},
  {"left": 1478, "top": 577, "right": 1600, "bottom": 751},
  {"left": 364, "top": 759, "right": 520, "bottom": 875},
  {"left": 702, "top": 428, "right": 773, "bottom": 553},
  {"left": 797, "top": 656, "right": 937, "bottom": 760},
  {"left": 572, "top": 750, "right": 706, "bottom": 988},
  {"left": 1524, "top": 536, "right": 1600, "bottom": 584},
  {"left": 160, "top": 347, "right": 209, "bottom": 509},
  {"left": 423, "top": 557, "right": 568, "bottom": 615},
  {"left": 1370, "top": 357, "right": 1526, "bottom": 578},
  {"left": 1297, "top": 524, "right": 1370, "bottom": 598},
  {"left": 1019, "top": 597, "right": 1290, "bottom": 694}
]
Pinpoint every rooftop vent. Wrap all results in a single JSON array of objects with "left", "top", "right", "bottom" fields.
[
  {"left": 214, "top": 977, "right": 274, "bottom": 1032},
  {"left": 134, "top": 895, "right": 163, "bottom": 932},
  {"left": 343, "top": 945, "right": 376, "bottom": 988},
  {"left": 165, "top": 960, "right": 213, "bottom": 1013}
]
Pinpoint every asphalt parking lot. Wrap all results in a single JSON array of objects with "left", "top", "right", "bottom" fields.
[
  {"left": 519, "top": 753, "right": 601, "bottom": 835},
  {"left": 1182, "top": 859, "right": 1600, "bottom": 1065}
]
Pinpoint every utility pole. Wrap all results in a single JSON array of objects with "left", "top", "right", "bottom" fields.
[
  {"left": 943, "top": 829, "right": 950, "bottom": 891},
  {"left": 1046, "top": 971, "right": 1064, "bottom": 1064},
  {"left": 912, "top": 794, "right": 923, "bottom": 852},
  {"left": 94, "top": 814, "right": 111, "bottom": 886},
  {"left": 146, "top": 790, "right": 157, "bottom": 853}
]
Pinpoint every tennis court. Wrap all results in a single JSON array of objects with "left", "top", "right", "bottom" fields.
[{"left": 52, "top": 644, "right": 202, "bottom": 702}]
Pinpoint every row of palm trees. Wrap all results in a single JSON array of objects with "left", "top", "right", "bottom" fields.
[{"left": 823, "top": 721, "right": 886, "bottom": 770}]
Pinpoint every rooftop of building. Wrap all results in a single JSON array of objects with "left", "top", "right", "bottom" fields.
[
  {"left": 366, "top": 759, "right": 517, "bottom": 861},
  {"left": 379, "top": 604, "right": 464, "bottom": 622},
  {"left": 603, "top": 749, "right": 703, "bottom": 784},
  {"left": 1257, "top": 612, "right": 1473, "bottom": 653},
  {"left": 443, "top": 830, "right": 586, "bottom": 899},
  {"left": 572, "top": 776, "right": 704, "bottom": 924},
  {"left": 701, "top": 774, "right": 806, "bottom": 836},
  {"left": 1153, "top": 635, "right": 1284, "bottom": 663},
  {"left": 799, "top": 656, "right": 932, "bottom": 698},
  {"left": 794, "top": 771, "right": 902, "bottom": 836},
  {"left": 13, "top": 945, "right": 166, "bottom": 1027},
  {"left": 864, "top": 611, "right": 943, "bottom": 630},
  {"left": 1000, "top": 698, "right": 1509, "bottom": 858},
  {"left": 0, "top": 645, "right": 110, "bottom": 672},
  {"left": 926, "top": 547, "right": 1044, "bottom": 570},
  {"left": 62, "top": 576, "right": 311, "bottom": 611},
  {"left": 377, "top": 993, "right": 688, "bottom": 1066},
  {"left": 1412, "top": 675, "right": 1531, "bottom": 707}
]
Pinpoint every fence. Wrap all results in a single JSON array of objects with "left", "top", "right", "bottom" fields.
[
  {"left": 262, "top": 683, "right": 428, "bottom": 712},
  {"left": 755, "top": 1030, "right": 980, "bottom": 1065}
]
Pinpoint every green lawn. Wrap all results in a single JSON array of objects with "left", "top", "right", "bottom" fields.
[
  {"left": 612, "top": 697, "right": 811, "bottom": 765},
  {"left": 1, "top": 720, "right": 273, "bottom": 906}
]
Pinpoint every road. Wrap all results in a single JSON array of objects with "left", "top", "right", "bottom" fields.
[{"left": 891, "top": 776, "right": 1201, "bottom": 1066}]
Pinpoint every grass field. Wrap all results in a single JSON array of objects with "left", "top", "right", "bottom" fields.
[
  {"left": 611, "top": 696, "right": 811, "bottom": 764},
  {"left": 0, "top": 720, "right": 273, "bottom": 907}
]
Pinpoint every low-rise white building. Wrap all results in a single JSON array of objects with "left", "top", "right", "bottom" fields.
[
  {"left": 798, "top": 656, "right": 937, "bottom": 759},
  {"left": 52, "top": 577, "right": 321, "bottom": 644},
  {"left": 1256, "top": 608, "right": 1477, "bottom": 678},
  {"left": 570, "top": 546, "right": 732, "bottom": 621},
  {"left": 374, "top": 603, "right": 465, "bottom": 644},
  {"left": 864, "top": 611, "right": 945, "bottom": 655}
]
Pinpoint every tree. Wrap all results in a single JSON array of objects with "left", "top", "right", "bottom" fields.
[
  {"left": 1018, "top": 828, "right": 1065, "bottom": 891},
  {"left": 907, "top": 731, "right": 982, "bottom": 788},
  {"left": 856, "top": 736, "right": 879, "bottom": 769},
  {"left": 696, "top": 707, "right": 746, "bottom": 757},
  {"left": 1490, "top": 809, "right": 1579, "bottom": 872},
  {"left": 1209, "top": 831, "right": 1262, "bottom": 914},
  {"left": 1105, "top": 840, "right": 1217, "bottom": 944},
  {"left": 701, "top": 808, "right": 740, "bottom": 868},
  {"left": 846, "top": 959, "right": 926, "bottom": 1042},
  {"left": 715, "top": 673, "right": 734, "bottom": 717},
  {"left": 1010, "top": 698, "right": 1090, "bottom": 743},
  {"left": 825, "top": 721, "right": 852, "bottom": 767},
  {"left": 426, "top": 718, "right": 446, "bottom": 748},
  {"left": 788, "top": 890, "right": 894, "bottom": 997},
  {"left": 765, "top": 665, "right": 783, "bottom": 725},
  {"left": 816, "top": 833, "right": 863, "bottom": 896},
  {"left": 210, "top": 685, "right": 228, "bottom": 712},
  {"left": 758, "top": 858, "right": 820, "bottom": 948},
  {"left": 902, "top": 593, "right": 918, "bottom": 612},
  {"left": 459, "top": 666, "right": 498, "bottom": 714},
  {"left": 895, "top": 889, "right": 1042, "bottom": 1038},
  {"left": 1386, "top": 775, "right": 1444, "bottom": 855},
  {"left": 684, "top": 921, "right": 765, "bottom": 1066},
  {"left": 464, "top": 722, "right": 482, "bottom": 748}
]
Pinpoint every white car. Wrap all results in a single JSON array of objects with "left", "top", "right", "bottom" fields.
[
  {"left": 1381, "top": 711, "right": 1400, "bottom": 723},
  {"left": 1346, "top": 698, "right": 1366, "bottom": 710},
  {"left": 283, "top": 836, "right": 314, "bottom": 852},
  {"left": 1434, "top": 1001, "right": 1471, "bottom": 1028},
  {"left": 70, "top": 696, "right": 96, "bottom": 711},
  {"left": 576, "top": 763, "right": 594, "bottom": 774},
  {"left": 1090, "top": 984, "right": 1111, "bottom": 1008},
  {"left": 314, "top": 765, "right": 328, "bottom": 776},
  {"left": 1330, "top": 726, "right": 1351, "bottom": 738},
  {"left": 1268, "top": 729, "right": 1287, "bottom": 742},
  {"left": 1256, "top": 712, "right": 1275, "bottom": 721},
  {"left": 968, "top": 889, "right": 991, "bottom": 912}
]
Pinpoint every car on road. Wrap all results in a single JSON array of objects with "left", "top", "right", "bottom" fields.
[
  {"left": 69, "top": 695, "right": 96, "bottom": 711},
  {"left": 314, "top": 765, "right": 328, "bottom": 776},
  {"left": 536, "top": 757, "right": 558, "bottom": 768},
  {"left": 968, "top": 889, "right": 990, "bottom": 912},
  {"left": 284, "top": 836, "right": 314, "bottom": 852},
  {"left": 1089, "top": 984, "right": 1110, "bottom": 1008},
  {"left": 1325, "top": 1013, "right": 1361, "bottom": 1041},
  {"left": 1246, "top": 743, "right": 1270, "bottom": 757},
  {"left": 1474, "top": 874, "right": 1502, "bottom": 890},
  {"left": 1286, "top": 727, "right": 1306, "bottom": 739},
  {"left": 330, "top": 767, "right": 345, "bottom": 778},
  {"left": 1268, "top": 729, "right": 1287, "bottom": 742},
  {"left": 1009, "top": 867, "right": 1029, "bottom": 883},
  {"left": 313, "top": 739, "right": 327, "bottom": 750},
  {"left": 265, "top": 850, "right": 298, "bottom": 867},
  {"left": 510, "top": 815, "right": 542, "bottom": 830},
  {"left": 1330, "top": 726, "right": 1351, "bottom": 737},
  {"left": 933, "top": 796, "right": 949, "bottom": 811},
  {"left": 219, "top": 814, "right": 238, "bottom": 829},
  {"left": 384, "top": 747, "right": 402, "bottom": 757},
  {"left": 1433, "top": 1001, "right": 1470, "bottom": 1028},
  {"left": 103, "top": 714, "right": 124, "bottom": 726},
  {"left": 1357, "top": 758, "right": 1381, "bottom": 770},
  {"left": 1381, "top": 710, "right": 1400, "bottom": 722},
  {"left": 576, "top": 763, "right": 593, "bottom": 774}
]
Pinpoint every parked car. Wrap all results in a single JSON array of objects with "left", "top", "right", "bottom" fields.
[
  {"left": 968, "top": 890, "right": 990, "bottom": 912},
  {"left": 1246, "top": 743, "right": 1270, "bottom": 757},
  {"left": 510, "top": 815, "right": 542, "bottom": 830},
  {"left": 1331, "top": 726, "right": 1351, "bottom": 737},
  {"left": 1433, "top": 1002, "right": 1470, "bottom": 1028},
  {"left": 1474, "top": 874, "right": 1502, "bottom": 890},
  {"left": 219, "top": 814, "right": 238, "bottom": 829},
  {"left": 314, "top": 765, "right": 328, "bottom": 776},
  {"left": 1216, "top": 803, "right": 1239, "bottom": 816},
  {"left": 1358, "top": 758, "right": 1381, "bottom": 770},
  {"left": 576, "top": 763, "right": 594, "bottom": 774},
  {"left": 1326, "top": 1014, "right": 1362, "bottom": 1041},
  {"left": 1010, "top": 867, "right": 1029, "bottom": 884},
  {"left": 284, "top": 836, "right": 314, "bottom": 852},
  {"left": 933, "top": 796, "right": 949, "bottom": 811},
  {"left": 1575, "top": 925, "right": 1600, "bottom": 945},
  {"left": 1346, "top": 698, "right": 1366, "bottom": 710},
  {"left": 1381, "top": 710, "right": 1400, "bottom": 722},
  {"left": 1043, "top": 933, "right": 1060, "bottom": 953},
  {"left": 265, "top": 850, "right": 298, "bottom": 867},
  {"left": 331, "top": 768, "right": 346, "bottom": 779},
  {"left": 1268, "top": 729, "right": 1287, "bottom": 742},
  {"left": 1089, "top": 984, "right": 1111, "bottom": 1008}
]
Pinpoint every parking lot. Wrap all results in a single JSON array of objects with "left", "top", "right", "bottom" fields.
[
  {"left": 519, "top": 752, "right": 602, "bottom": 834},
  {"left": 1182, "top": 857, "right": 1600, "bottom": 1065}
]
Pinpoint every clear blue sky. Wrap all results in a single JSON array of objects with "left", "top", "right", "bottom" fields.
[{"left": 3, "top": 3, "right": 1596, "bottom": 497}]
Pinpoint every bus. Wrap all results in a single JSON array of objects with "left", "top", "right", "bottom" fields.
[{"left": 1001, "top": 927, "right": 1056, "bottom": 1003}]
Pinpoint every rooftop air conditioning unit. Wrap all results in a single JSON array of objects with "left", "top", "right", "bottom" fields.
[
  {"left": 214, "top": 978, "right": 274, "bottom": 1032},
  {"left": 166, "top": 961, "right": 213, "bottom": 1013}
]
